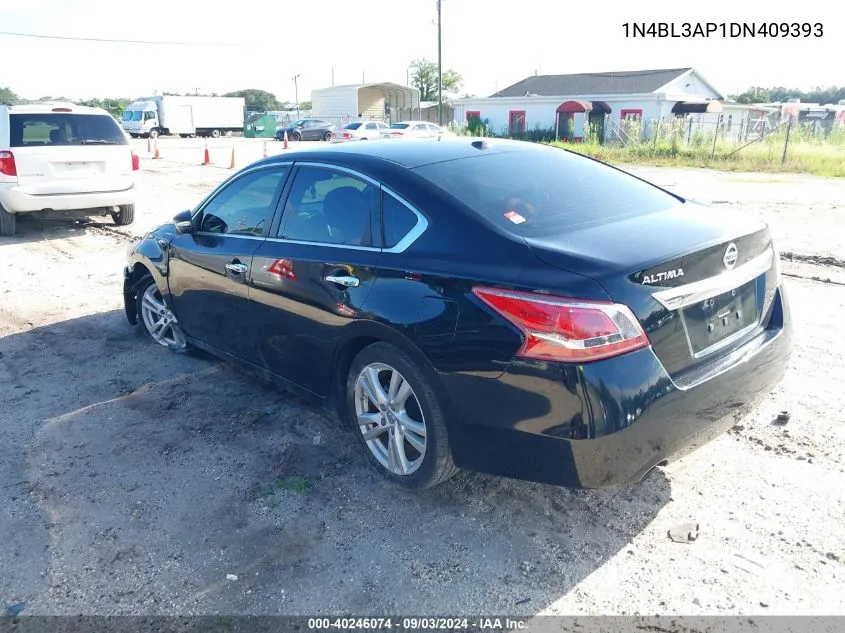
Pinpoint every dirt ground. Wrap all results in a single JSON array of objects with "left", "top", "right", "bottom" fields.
[{"left": 1, "top": 138, "right": 844, "bottom": 617}]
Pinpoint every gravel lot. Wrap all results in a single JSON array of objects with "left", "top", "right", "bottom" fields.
[{"left": 1, "top": 137, "right": 844, "bottom": 617}]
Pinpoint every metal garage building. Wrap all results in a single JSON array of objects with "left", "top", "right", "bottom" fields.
[{"left": 310, "top": 83, "right": 421, "bottom": 124}]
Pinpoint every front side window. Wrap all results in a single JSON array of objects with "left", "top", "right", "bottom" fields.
[
  {"left": 278, "top": 167, "right": 377, "bottom": 247},
  {"left": 199, "top": 167, "right": 288, "bottom": 236}
]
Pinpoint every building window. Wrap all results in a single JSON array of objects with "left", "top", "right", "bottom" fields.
[
  {"left": 508, "top": 110, "right": 526, "bottom": 135},
  {"left": 620, "top": 109, "right": 643, "bottom": 121}
]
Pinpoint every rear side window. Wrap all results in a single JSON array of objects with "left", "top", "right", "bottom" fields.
[
  {"left": 9, "top": 113, "right": 128, "bottom": 147},
  {"left": 345, "top": 122, "right": 362, "bottom": 130},
  {"left": 382, "top": 192, "right": 419, "bottom": 248},
  {"left": 413, "top": 146, "right": 680, "bottom": 236}
]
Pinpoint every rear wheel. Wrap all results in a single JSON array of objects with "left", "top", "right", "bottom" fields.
[
  {"left": 323, "top": 131, "right": 333, "bottom": 142},
  {"left": 346, "top": 342, "right": 458, "bottom": 490},
  {"left": 136, "top": 276, "right": 187, "bottom": 350},
  {"left": 0, "top": 204, "right": 15, "bottom": 236},
  {"left": 211, "top": 129, "right": 221, "bottom": 138},
  {"left": 111, "top": 204, "right": 135, "bottom": 226}
]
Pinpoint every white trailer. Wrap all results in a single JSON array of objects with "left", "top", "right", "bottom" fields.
[{"left": 121, "top": 96, "right": 245, "bottom": 139}]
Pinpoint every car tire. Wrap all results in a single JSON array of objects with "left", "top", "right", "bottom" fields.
[
  {"left": 290, "top": 131, "right": 301, "bottom": 142},
  {"left": 135, "top": 274, "right": 188, "bottom": 351},
  {"left": 211, "top": 129, "right": 221, "bottom": 138},
  {"left": 323, "top": 131, "right": 332, "bottom": 142},
  {"left": 148, "top": 129, "right": 159, "bottom": 140},
  {"left": 0, "top": 204, "right": 15, "bottom": 237},
  {"left": 111, "top": 204, "right": 135, "bottom": 226},
  {"left": 346, "top": 342, "right": 458, "bottom": 490}
]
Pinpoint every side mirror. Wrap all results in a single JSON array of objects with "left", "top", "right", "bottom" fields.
[{"left": 173, "top": 210, "right": 194, "bottom": 234}]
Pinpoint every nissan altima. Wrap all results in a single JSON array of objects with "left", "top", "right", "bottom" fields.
[{"left": 123, "top": 138, "right": 793, "bottom": 490}]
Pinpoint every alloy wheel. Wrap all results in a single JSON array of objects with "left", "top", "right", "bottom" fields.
[
  {"left": 140, "top": 284, "right": 187, "bottom": 349},
  {"left": 354, "top": 362, "right": 427, "bottom": 475}
]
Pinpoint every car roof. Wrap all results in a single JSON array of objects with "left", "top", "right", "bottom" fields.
[
  {"left": 255, "top": 137, "right": 540, "bottom": 169},
  {"left": 2, "top": 102, "right": 112, "bottom": 116}
]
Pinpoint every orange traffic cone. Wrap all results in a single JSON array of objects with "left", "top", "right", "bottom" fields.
[
  {"left": 202, "top": 143, "right": 211, "bottom": 166},
  {"left": 263, "top": 141, "right": 268, "bottom": 158},
  {"left": 283, "top": 130, "right": 289, "bottom": 150},
  {"left": 153, "top": 141, "right": 161, "bottom": 160},
  {"left": 228, "top": 147, "right": 236, "bottom": 169}
]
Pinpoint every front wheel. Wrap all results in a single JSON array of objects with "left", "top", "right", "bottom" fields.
[
  {"left": 289, "top": 131, "right": 301, "bottom": 142},
  {"left": 210, "top": 129, "right": 221, "bottom": 138},
  {"left": 148, "top": 129, "right": 159, "bottom": 140},
  {"left": 111, "top": 204, "right": 135, "bottom": 226},
  {"left": 136, "top": 276, "right": 188, "bottom": 351},
  {"left": 346, "top": 342, "right": 458, "bottom": 490}
]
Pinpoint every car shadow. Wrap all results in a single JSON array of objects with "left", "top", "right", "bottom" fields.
[
  {"left": 0, "top": 216, "right": 135, "bottom": 246},
  {"left": 1, "top": 309, "right": 672, "bottom": 616}
]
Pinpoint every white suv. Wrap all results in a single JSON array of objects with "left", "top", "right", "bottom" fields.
[{"left": 0, "top": 102, "right": 138, "bottom": 236}]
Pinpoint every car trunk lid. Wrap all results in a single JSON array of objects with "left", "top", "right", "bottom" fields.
[
  {"left": 525, "top": 203, "right": 779, "bottom": 378},
  {"left": 12, "top": 144, "right": 134, "bottom": 195}
]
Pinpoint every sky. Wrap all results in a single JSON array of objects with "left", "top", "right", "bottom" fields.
[{"left": 0, "top": 0, "right": 840, "bottom": 102}]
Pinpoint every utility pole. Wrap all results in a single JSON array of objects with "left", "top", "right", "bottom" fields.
[
  {"left": 437, "top": 0, "right": 443, "bottom": 125},
  {"left": 331, "top": 67, "right": 335, "bottom": 87},
  {"left": 292, "top": 74, "right": 300, "bottom": 117}
]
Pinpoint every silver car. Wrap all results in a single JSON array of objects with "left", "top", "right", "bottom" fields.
[{"left": 333, "top": 120, "right": 390, "bottom": 142}]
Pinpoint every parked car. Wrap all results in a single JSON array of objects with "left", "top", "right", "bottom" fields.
[
  {"left": 381, "top": 120, "right": 454, "bottom": 139},
  {"left": 333, "top": 120, "right": 390, "bottom": 142},
  {"left": 274, "top": 119, "right": 334, "bottom": 142},
  {"left": 0, "top": 102, "right": 138, "bottom": 236},
  {"left": 123, "top": 138, "right": 792, "bottom": 490}
]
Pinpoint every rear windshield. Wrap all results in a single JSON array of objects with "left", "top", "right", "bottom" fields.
[
  {"left": 389, "top": 123, "right": 410, "bottom": 129},
  {"left": 344, "top": 122, "right": 362, "bottom": 130},
  {"left": 413, "top": 146, "right": 681, "bottom": 236},
  {"left": 9, "top": 113, "right": 128, "bottom": 147}
]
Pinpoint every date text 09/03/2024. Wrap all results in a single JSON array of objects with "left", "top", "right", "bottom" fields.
[{"left": 623, "top": 22, "right": 823, "bottom": 38}]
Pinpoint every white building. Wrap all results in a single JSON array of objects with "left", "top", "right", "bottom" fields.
[
  {"left": 453, "top": 67, "right": 765, "bottom": 142},
  {"left": 310, "top": 82, "right": 420, "bottom": 124}
]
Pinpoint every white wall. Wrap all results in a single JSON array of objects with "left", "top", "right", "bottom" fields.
[
  {"left": 454, "top": 96, "right": 663, "bottom": 138},
  {"left": 658, "top": 70, "right": 722, "bottom": 99},
  {"left": 311, "top": 86, "right": 360, "bottom": 119}
]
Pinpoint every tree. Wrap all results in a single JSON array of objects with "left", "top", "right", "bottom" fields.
[
  {"left": 409, "top": 58, "right": 463, "bottom": 102},
  {"left": 729, "top": 85, "right": 845, "bottom": 105},
  {"left": 299, "top": 101, "right": 312, "bottom": 111},
  {"left": 0, "top": 86, "right": 18, "bottom": 104},
  {"left": 223, "top": 89, "right": 282, "bottom": 112}
]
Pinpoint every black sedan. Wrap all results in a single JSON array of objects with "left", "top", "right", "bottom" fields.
[
  {"left": 123, "top": 138, "right": 793, "bottom": 490},
  {"left": 274, "top": 119, "right": 334, "bottom": 142}
]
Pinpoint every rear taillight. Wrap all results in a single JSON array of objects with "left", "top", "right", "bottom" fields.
[
  {"left": 342, "top": 132, "right": 351, "bottom": 138},
  {"left": 472, "top": 286, "right": 650, "bottom": 363},
  {"left": 131, "top": 153, "right": 140, "bottom": 171},
  {"left": 0, "top": 151, "right": 16, "bottom": 177}
]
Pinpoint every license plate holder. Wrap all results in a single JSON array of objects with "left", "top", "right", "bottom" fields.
[{"left": 683, "top": 278, "right": 759, "bottom": 355}]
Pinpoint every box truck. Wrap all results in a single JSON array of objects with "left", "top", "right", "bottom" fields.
[{"left": 121, "top": 96, "right": 246, "bottom": 139}]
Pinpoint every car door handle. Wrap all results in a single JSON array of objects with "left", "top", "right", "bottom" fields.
[
  {"left": 324, "top": 274, "right": 360, "bottom": 288},
  {"left": 225, "top": 262, "right": 249, "bottom": 274}
]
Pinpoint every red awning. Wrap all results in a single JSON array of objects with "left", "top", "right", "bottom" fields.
[{"left": 556, "top": 100, "right": 592, "bottom": 113}]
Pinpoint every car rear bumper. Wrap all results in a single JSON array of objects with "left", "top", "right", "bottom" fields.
[
  {"left": 0, "top": 184, "right": 135, "bottom": 213},
  {"left": 443, "top": 284, "right": 793, "bottom": 488}
]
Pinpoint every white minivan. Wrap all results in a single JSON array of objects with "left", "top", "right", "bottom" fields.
[{"left": 0, "top": 102, "right": 138, "bottom": 236}]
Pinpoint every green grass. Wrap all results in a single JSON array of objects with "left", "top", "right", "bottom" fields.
[
  {"left": 547, "top": 131, "right": 845, "bottom": 178},
  {"left": 257, "top": 476, "right": 310, "bottom": 499}
]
